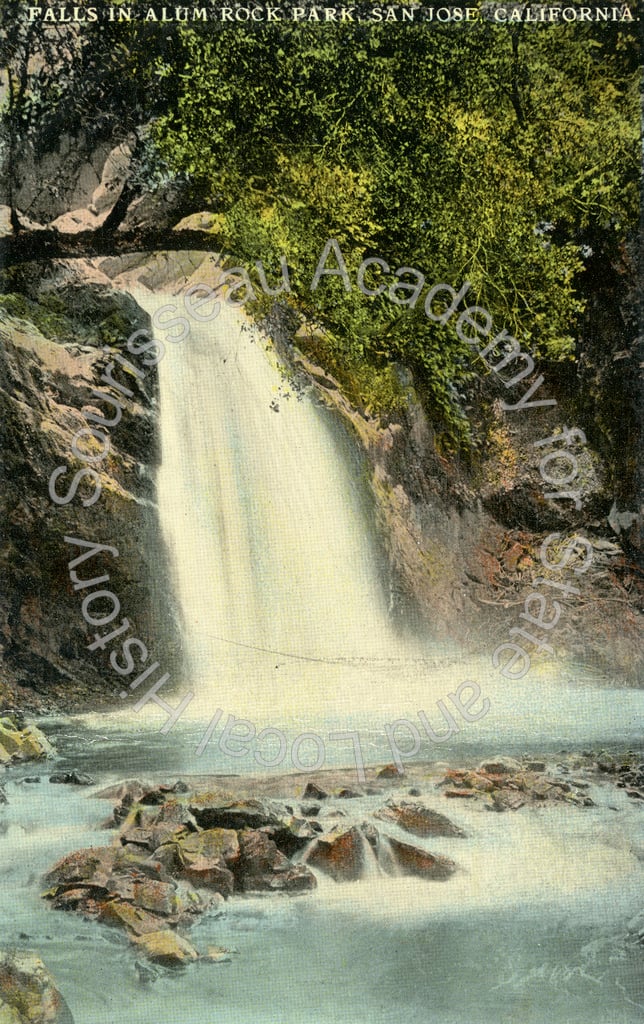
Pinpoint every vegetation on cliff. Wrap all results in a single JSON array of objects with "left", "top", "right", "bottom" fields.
[{"left": 0, "top": 5, "right": 640, "bottom": 461}]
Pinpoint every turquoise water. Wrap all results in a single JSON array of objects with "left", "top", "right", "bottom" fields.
[{"left": 1, "top": 720, "right": 642, "bottom": 1024}]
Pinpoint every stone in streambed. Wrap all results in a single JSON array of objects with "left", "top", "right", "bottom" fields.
[
  {"left": 267, "top": 816, "right": 320, "bottom": 857},
  {"left": 234, "top": 830, "right": 316, "bottom": 893},
  {"left": 177, "top": 856, "right": 235, "bottom": 898},
  {"left": 173, "top": 828, "right": 240, "bottom": 866},
  {"left": 377, "top": 764, "right": 405, "bottom": 779},
  {"left": 302, "top": 783, "right": 328, "bottom": 801},
  {"left": 385, "top": 837, "right": 457, "bottom": 880},
  {"left": 300, "top": 803, "right": 321, "bottom": 817},
  {"left": 130, "top": 931, "right": 199, "bottom": 966},
  {"left": 0, "top": 718, "right": 54, "bottom": 764},
  {"left": 305, "top": 826, "right": 364, "bottom": 883},
  {"left": 187, "top": 796, "right": 280, "bottom": 831},
  {"left": 49, "top": 771, "right": 95, "bottom": 786},
  {"left": 375, "top": 800, "right": 467, "bottom": 838},
  {"left": 0, "top": 950, "right": 73, "bottom": 1024}
]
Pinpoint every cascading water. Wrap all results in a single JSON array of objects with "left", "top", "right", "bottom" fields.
[
  {"left": 131, "top": 284, "right": 424, "bottom": 722},
  {"left": 120, "top": 276, "right": 644, "bottom": 742}
]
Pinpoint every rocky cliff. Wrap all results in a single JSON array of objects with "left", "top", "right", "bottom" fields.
[
  {"left": 0, "top": 262, "right": 181, "bottom": 711},
  {"left": 0, "top": 130, "right": 641, "bottom": 707}
]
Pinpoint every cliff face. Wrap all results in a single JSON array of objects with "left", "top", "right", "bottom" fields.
[
  {"left": 0, "top": 265, "right": 181, "bottom": 711},
  {"left": 291, "top": 344, "right": 642, "bottom": 683}
]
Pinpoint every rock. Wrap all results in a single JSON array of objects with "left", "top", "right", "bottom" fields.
[
  {"left": 336, "top": 788, "right": 362, "bottom": 799},
  {"left": 525, "top": 761, "right": 546, "bottom": 772},
  {"left": 478, "top": 757, "right": 521, "bottom": 775},
  {"left": 444, "top": 790, "right": 477, "bottom": 799},
  {"left": 0, "top": 786, "right": 7, "bottom": 805},
  {"left": 302, "top": 783, "right": 328, "bottom": 801},
  {"left": 0, "top": 718, "right": 54, "bottom": 765},
  {"left": 164, "top": 828, "right": 239, "bottom": 896},
  {"left": 385, "top": 837, "right": 457, "bottom": 880},
  {"left": 377, "top": 764, "right": 405, "bottom": 779},
  {"left": 305, "top": 826, "right": 365, "bottom": 882},
  {"left": 93, "top": 780, "right": 151, "bottom": 803},
  {"left": 268, "top": 816, "right": 320, "bottom": 857},
  {"left": 21, "top": 777, "right": 41, "bottom": 785},
  {"left": 375, "top": 800, "right": 466, "bottom": 838},
  {"left": 43, "top": 846, "right": 117, "bottom": 890},
  {"left": 174, "top": 829, "right": 239, "bottom": 867},
  {"left": 205, "top": 946, "right": 236, "bottom": 963},
  {"left": 187, "top": 796, "right": 279, "bottom": 831},
  {"left": 490, "top": 792, "right": 525, "bottom": 812},
  {"left": 0, "top": 950, "right": 73, "bottom": 1023},
  {"left": 130, "top": 931, "right": 199, "bottom": 966},
  {"left": 43, "top": 844, "right": 207, "bottom": 935},
  {"left": 48, "top": 771, "right": 95, "bottom": 786},
  {"left": 234, "top": 830, "right": 316, "bottom": 893},
  {"left": 98, "top": 900, "right": 167, "bottom": 936},
  {"left": 408, "top": 788, "right": 421, "bottom": 796},
  {"left": 177, "top": 856, "right": 235, "bottom": 898}
]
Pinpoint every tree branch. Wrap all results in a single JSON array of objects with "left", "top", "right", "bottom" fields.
[{"left": 0, "top": 226, "right": 224, "bottom": 269}]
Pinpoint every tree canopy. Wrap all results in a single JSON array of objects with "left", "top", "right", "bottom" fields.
[{"left": 1, "top": 4, "right": 640, "bottom": 449}]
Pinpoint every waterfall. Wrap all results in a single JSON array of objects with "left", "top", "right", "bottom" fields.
[{"left": 129, "top": 284, "right": 424, "bottom": 721}]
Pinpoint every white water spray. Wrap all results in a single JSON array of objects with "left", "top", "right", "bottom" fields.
[{"left": 131, "top": 286, "right": 433, "bottom": 721}]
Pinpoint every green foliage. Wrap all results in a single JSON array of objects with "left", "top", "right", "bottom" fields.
[
  {"left": 2, "top": 9, "right": 638, "bottom": 449},
  {"left": 148, "top": 18, "right": 638, "bottom": 447}
]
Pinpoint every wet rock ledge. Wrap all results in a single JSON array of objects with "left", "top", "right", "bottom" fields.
[
  {"left": 0, "top": 951, "right": 73, "bottom": 1024},
  {"left": 41, "top": 780, "right": 461, "bottom": 966}
]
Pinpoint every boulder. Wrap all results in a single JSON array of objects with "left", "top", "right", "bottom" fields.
[
  {"left": 173, "top": 829, "right": 240, "bottom": 868},
  {"left": 97, "top": 900, "right": 166, "bottom": 936},
  {"left": 375, "top": 800, "right": 466, "bottom": 838},
  {"left": 130, "top": 931, "right": 199, "bottom": 966},
  {"left": 490, "top": 792, "right": 525, "bottom": 812},
  {"left": 48, "top": 772, "right": 94, "bottom": 786},
  {"left": 385, "top": 837, "right": 457, "bottom": 880},
  {"left": 0, "top": 951, "right": 73, "bottom": 1024},
  {"left": 234, "top": 830, "right": 316, "bottom": 893},
  {"left": 177, "top": 856, "right": 235, "bottom": 898},
  {"left": 302, "top": 783, "right": 328, "bottom": 801},
  {"left": 267, "top": 816, "right": 320, "bottom": 857},
  {"left": 305, "top": 826, "right": 364, "bottom": 882},
  {"left": 187, "top": 796, "right": 279, "bottom": 831},
  {"left": 0, "top": 719, "right": 54, "bottom": 764},
  {"left": 377, "top": 764, "right": 405, "bottom": 779},
  {"left": 43, "top": 844, "right": 206, "bottom": 934},
  {"left": 164, "top": 828, "right": 239, "bottom": 897}
]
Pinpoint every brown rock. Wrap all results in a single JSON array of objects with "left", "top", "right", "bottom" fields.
[
  {"left": 302, "top": 782, "right": 328, "bottom": 801},
  {"left": 235, "top": 830, "right": 316, "bottom": 893},
  {"left": 386, "top": 837, "right": 457, "bottom": 880},
  {"left": 377, "top": 764, "right": 405, "bottom": 780},
  {"left": 98, "top": 900, "right": 166, "bottom": 936},
  {"left": 0, "top": 951, "right": 72, "bottom": 1024},
  {"left": 178, "top": 856, "right": 235, "bottom": 897},
  {"left": 305, "top": 826, "right": 364, "bottom": 882},
  {"left": 375, "top": 800, "right": 466, "bottom": 838},
  {"left": 130, "top": 930, "right": 199, "bottom": 966}
]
